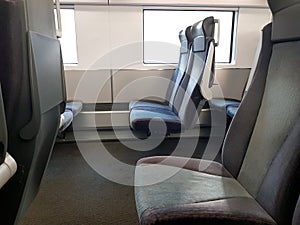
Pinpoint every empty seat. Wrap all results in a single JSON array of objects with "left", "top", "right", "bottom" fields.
[
  {"left": 130, "top": 17, "right": 216, "bottom": 134},
  {"left": 0, "top": 0, "right": 65, "bottom": 224},
  {"left": 129, "top": 28, "right": 191, "bottom": 111},
  {"left": 134, "top": 1, "right": 300, "bottom": 224}
]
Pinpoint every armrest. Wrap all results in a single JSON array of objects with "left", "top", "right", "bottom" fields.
[{"left": 140, "top": 197, "right": 277, "bottom": 225}]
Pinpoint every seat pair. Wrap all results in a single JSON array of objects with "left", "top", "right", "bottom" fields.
[
  {"left": 0, "top": 0, "right": 65, "bottom": 224},
  {"left": 130, "top": 17, "right": 216, "bottom": 134},
  {"left": 134, "top": 0, "right": 300, "bottom": 224}
]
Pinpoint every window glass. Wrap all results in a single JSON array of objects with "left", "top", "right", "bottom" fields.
[
  {"left": 144, "top": 10, "right": 235, "bottom": 64},
  {"left": 54, "top": 9, "right": 78, "bottom": 64}
]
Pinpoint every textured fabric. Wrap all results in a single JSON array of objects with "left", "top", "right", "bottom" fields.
[
  {"left": 238, "top": 41, "right": 300, "bottom": 197},
  {"left": 256, "top": 116, "right": 300, "bottom": 225},
  {"left": 227, "top": 105, "right": 239, "bottom": 118},
  {"left": 130, "top": 108, "right": 182, "bottom": 133},
  {"left": 135, "top": 164, "right": 251, "bottom": 220},
  {"left": 268, "top": 0, "right": 300, "bottom": 42},
  {"left": 222, "top": 23, "right": 273, "bottom": 178},
  {"left": 66, "top": 101, "right": 82, "bottom": 117},
  {"left": 129, "top": 100, "right": 168, "bottom": 111},
  {"left": 293, "top": 196, "right": 300, "bottom": 225},
  {"left": 141, "top": 198, "right": 276, "bottom": 225},
  {"left": 137, "top": 156, "right": 232, "bottom": 178}
]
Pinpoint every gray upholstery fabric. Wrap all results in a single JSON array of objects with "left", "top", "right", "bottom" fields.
[
  {"left": 135, "top": 164, "right": 251, "bottom": 220},
  {"left": 293, "top": 196, "right": 300, "bottom": 225},
  {"left": 222, "top": 23, "right": 273, "bottom": 178},
  {"left": 129, "top": 100, "right": 168, "bottom": 111},
  {"left": 238, "top": 41, "right": 300, "bottom": 197},
  {"left": 256, "top": 116, "right": 300, "bottom": 224},
  {"left": 140, "top": 198, "right": 276, "bottom": 225},
  {"left": 268, "top": 0, "right": 300, "bottom": 42}
]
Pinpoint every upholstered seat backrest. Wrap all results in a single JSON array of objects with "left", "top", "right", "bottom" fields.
[
  {"left": 222, "top": 0, "right": 300, "bottom": 224},
  {"left": 0, "top": 0, "right": 65, "bottom": 224},
  {"left": 173, "top": 17, "right": 215, "bottom": 129},
  {"left": 166, "top": 28, "right": 191, "bottom": 108}
]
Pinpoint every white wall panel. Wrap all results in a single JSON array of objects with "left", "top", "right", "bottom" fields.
[
  {"left": 234, "top": 8, "right": 271, "bottom": 68},
  {"left": 65, "top": 70, "right": 112, "bottom": 103},
  {"left": 112, "top": 69, "right": 174, "bottom": 103}
]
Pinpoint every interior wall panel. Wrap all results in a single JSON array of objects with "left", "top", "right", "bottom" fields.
[
  {"left": 112, "top": 69, "right": 174, "bottom": 103},
  {"left": 65, "top": 70, "right": 112, "bottom": 103}
]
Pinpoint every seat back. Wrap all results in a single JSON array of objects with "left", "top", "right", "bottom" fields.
[
  {"left": 173, "top": 17, "right": 215, "bottom": 129},
  {"left": 293, "top": 196, "right": 300, "bottom": 225},
  {"left": 222, "top": 1, "right": 300, "bottom": 223},
  {"left": 166, "top": 27, "right": 191, "bottom": 107},
  {"left": 0, "top": 0, "right": 65, "bottom": 224}
]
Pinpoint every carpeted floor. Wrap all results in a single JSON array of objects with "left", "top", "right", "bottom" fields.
[
  {"left": 19, "top": 142, "right": 140, "bottom": 225},
  {"left": 19, "top": 138, "right": 209, "bottom": 225}
]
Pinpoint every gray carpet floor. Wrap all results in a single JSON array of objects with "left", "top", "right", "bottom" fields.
[
  {"left": 19, "top": 138, "right": 208, "bottom": 225},
  {"left": 19, "top": 142, "right": 140, "bottom": 225}
]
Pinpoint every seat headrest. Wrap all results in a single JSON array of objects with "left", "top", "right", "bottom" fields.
[
  {"left": 191, "top": 17, "right": 215, "bottom": 52},
  {"left": 179, "top": 29, "right": 189, "bottom": 53},
  {"left": 185, "top": 26, "right": 193, "bottom": 44},
  {"left": 268, "top": 0, "right": 300, "bottom": 42},
  {"left": 191, "top": 17, "right": 215, "bottom": 40}
]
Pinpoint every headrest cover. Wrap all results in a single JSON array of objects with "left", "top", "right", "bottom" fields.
[
  {"left": 179, "top": 29, "right": 188, "bottom": 53},
  {"left": 268, "top": 0, "right": 300, "bottom": 42},
  {"left": 191, "top": 17, "right": 215, "bottom": 52}
]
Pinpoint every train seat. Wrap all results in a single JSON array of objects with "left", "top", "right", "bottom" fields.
[
  {"left": 130, "top": 17, "right": 216, "bottom": 134},
  {"left": 0, "top": 86, "right": 17, "bottom": 189},
  {"left": 134, "top": 0, "right": 300, "bottom": 223},
  {"left": 129, "top": 28, "right": 191, "bottom": 111},
  {"left": 66, "top": 101, "right": 83, "bottom": 117},
  {"left": 0, "top": 0, "right": 65, "bottom": 224}
]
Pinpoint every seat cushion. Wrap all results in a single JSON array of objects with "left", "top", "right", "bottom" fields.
[
  {"left": 129, "top": 100, "right": 169, "bottom": 111},
  {"left": 210, "top": 99, "right": 240, "bottom": 109},
  {"left": 135, "top": 156, "right": 276, "bottom": 225},
  {"left": 227, "top": 105, "right": 239, "bottom": 118},
  {"left": 59, "top": 110, "right": 73, "bottom": 132},
  {"left": 130, "top": 108, "right": 182, "bottom": 133},
  {"left": 66, "top": 101, "right": 83, "bottom": 117}
]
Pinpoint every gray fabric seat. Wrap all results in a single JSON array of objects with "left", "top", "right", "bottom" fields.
[
  {"left": 134, "top": 1, "right": 300, "bottom": 224},
  {"left": 0, "top": 0, "right": 65, "bottom": 224},
  {"left": 130, "top": 17, "right": 216, "bottom": 134},
  {"left": 129, "top": 29, "right": 191, "bottom": 111}
]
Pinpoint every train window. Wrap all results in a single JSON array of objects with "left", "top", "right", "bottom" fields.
[
  {"left": 54, "top": 8, "right": 78, "bottom": 64},
  {"left": 144, "top": 10, "right": 235, "bottom": 64}
]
